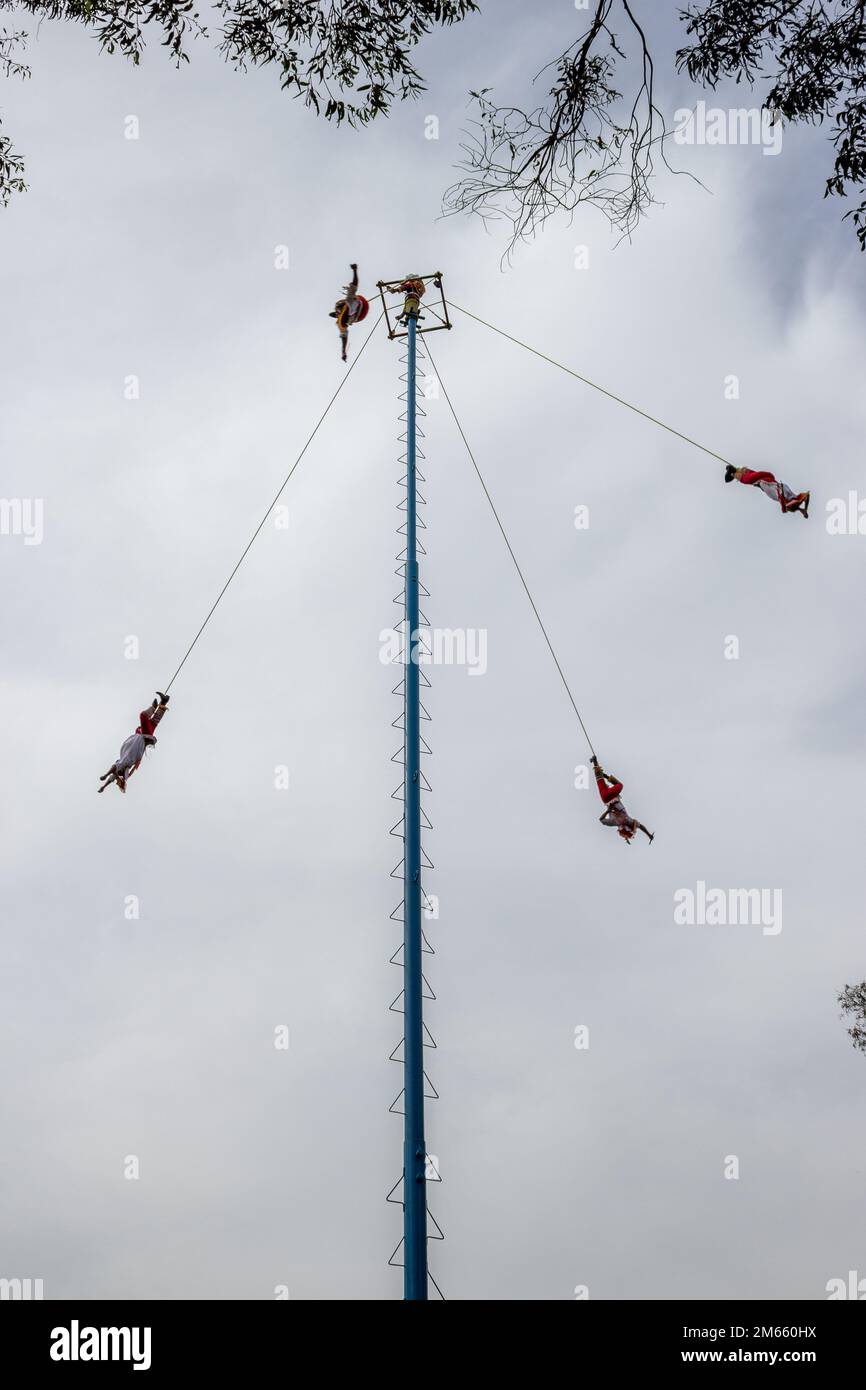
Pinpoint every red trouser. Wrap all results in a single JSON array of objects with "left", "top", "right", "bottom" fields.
[
  {"left": 137, "top": 705, "right": 167, "bottom": 737},
  {"left": 595, "top": 769, "right": 623, "bottom": 806}
]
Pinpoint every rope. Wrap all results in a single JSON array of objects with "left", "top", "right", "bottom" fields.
[
  {"left": 424, "top": 339, "right": 597, "bottom": 759},
  {"left": 449, "top": 301, "right": 733, "bottom": 468},
  {"left": 164, "top": 311, "right": 384, "bottom": 692}
]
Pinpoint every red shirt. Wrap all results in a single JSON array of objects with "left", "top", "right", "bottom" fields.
[{"left": 739, "top": 469, "right": 776, "bottom": 487}]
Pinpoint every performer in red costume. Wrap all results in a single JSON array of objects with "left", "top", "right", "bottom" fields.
[
  {"left": 724, "top": 465, "right": 809, "bottom": 517},
  {"left": 591, "top": 757, "right": 654, "bottom": 845},
  {"left": 98, "top": 693, "right": 170, "bottom": 794}
]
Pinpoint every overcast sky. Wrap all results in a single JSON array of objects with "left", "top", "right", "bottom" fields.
[{"left": 1, "top": 1, "right": 865, "bottom": 1301}]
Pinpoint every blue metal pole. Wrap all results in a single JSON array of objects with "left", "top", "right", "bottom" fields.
[{"left": 403, "top": 304, "right": 428, "bottom": 1301}]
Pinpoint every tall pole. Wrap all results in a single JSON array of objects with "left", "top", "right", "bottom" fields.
[{"left": 402, "top": 295, "right": 428, "bottom": 1301}]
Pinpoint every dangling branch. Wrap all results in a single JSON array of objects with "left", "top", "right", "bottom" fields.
[{"left": 442, "top": 0, "right": 683, "bottom": 260}]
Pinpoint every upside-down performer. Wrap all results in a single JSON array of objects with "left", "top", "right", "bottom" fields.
[
  {"left": 98, "top": 692, "right": 170, "bottom": 794},
  {"left": 591, "top": 756, "right": 654, "bottom": 845},
  {"left": 724, "top": 465, "right": 810, "bottom": 517},
  {"left": 329, "top": 263, "right": 369, "bottom": 362}
]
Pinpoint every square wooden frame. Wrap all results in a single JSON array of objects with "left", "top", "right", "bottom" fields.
[{"left": 376, "top": 273, "right": 453, "bottom": 340}]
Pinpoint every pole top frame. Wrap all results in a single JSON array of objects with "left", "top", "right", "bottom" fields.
[{"left": 376, "top": 272, "right": 453, "bottom": 341}]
